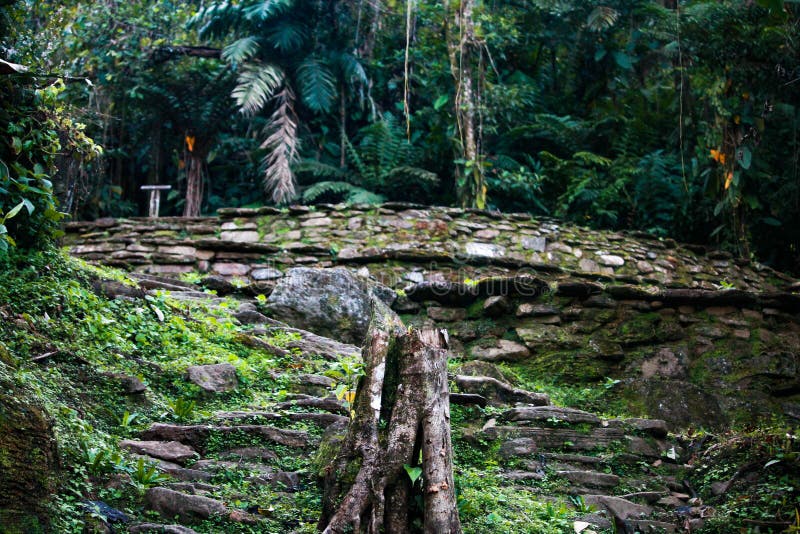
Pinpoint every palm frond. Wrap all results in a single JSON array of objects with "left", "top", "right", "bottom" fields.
[
  {"left": 296, "top": 57, "right": 336, "bottom": 113},
  {"left": 265, "top": 20, "right": 306, "bottom": 52},
  {"left": 222, "top": 36, "right": 260, "bottom": 66},
  {"left": 243, "top": 0, "right": 293, "bottom": 22},
  {"left": 586, "top": 6, "right": 619, "bottom": 32},
  {"left": 261, "top": 86, "right": 299, "bottom": 204},
  {"left": 232, "top": 63, "right": 284, "bottom": 116}
]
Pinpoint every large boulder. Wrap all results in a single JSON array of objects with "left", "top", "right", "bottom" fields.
[{"left": 265, "top": 268, "right": 372, "bottom": 345}]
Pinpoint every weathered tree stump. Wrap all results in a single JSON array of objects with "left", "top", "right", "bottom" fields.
[{"left": 319, "top": 300, "right": 461, "bottom": 534}]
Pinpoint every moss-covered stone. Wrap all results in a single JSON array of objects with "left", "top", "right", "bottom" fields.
[{"left": 0, "top": 362, "right": 58, "bottom": 531}]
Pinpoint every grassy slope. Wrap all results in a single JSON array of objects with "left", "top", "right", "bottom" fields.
[{"left": 0, "top": 248, "right": 797, "bottom": 533}]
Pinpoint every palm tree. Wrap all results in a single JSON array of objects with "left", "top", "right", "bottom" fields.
[{"left": 192, "top": 0, "right": 368, "bottom": 204}]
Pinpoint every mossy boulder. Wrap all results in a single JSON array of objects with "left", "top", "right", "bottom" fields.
[{"left": 0, "top": 361, "right": 58, "bottom": 532}]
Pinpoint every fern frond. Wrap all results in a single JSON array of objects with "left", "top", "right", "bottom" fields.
[
  {"left": 383, "top": 166, "right": 439, "bottom": 184},
  {"left": 233, "top": 63, "right": 284, "bottom": 116},
  {"left": 222, "top": 36, "right": 260, "bottom": 66},
  {"left": 574, "top": 151, "right": 613, "bottom": 167},
  {"left": 293, "top": 160, "right": 348, "bottom": 181},
  {"left": 296, "top": 57, "right": 336, "bottom": 113},
  {"left": 302, "top": 181, "right": 383, "bottom": 204},
  {"left": 261, "top": 86, "right": 299, "bottom": 204}
]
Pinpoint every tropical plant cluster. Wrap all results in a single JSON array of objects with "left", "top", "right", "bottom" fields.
[{"left": 2, "top": 0, "right": 800, "bottom": 272}]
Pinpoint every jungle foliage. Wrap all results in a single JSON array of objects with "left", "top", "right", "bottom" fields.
[{"left": 2, "top": 0, "right": 800, "bottom": 272}]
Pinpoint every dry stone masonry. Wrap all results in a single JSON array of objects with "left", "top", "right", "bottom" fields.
[{"left": 65, "top": 203, "right": 800, "bottom": 429}]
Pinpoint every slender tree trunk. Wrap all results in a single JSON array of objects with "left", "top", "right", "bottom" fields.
[
  {"left": 319, "top": 300, "right": 461, "bottom": 534},
  {"left": 445, "top": 0, "right": 485, "bottom": 209}
]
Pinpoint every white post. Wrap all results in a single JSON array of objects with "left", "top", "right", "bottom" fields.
[{"left": 140, "top": 185, "right": 172, "bottom": 218}]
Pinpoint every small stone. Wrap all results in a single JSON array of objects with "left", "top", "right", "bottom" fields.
[
  {"left": 579, "top": 259, "right": 599, "bottom": 272},
  {"left": 598, "top": 254, "right": 625, "bottom": 267},
  {"left": 186, "top": 363, "right": 238, "bottom": 393},
  {"left": 211, "top": 263, "right": 250, "bottom": 277},
  {"left": 219, "top": 230, "right": 260, "bottom": 243},
  {"left": 516, "top": 303, "right": 560, "bottom": 318},
  {"left": 637, "top": 260, "right": 654, "bottom": 274},
  {"left": 251, "top": 268, "right": 283, "bottom": 281},
  {"left": 465, "top": 242, "right": 506, "bottom": 258},
  {"left": 300, "top": 217, "right": 333, "bottom": 227},
  {"left": 470, "top": 340, "right": 530, "bottom": 362},
  {"left": 521, "top": 236, "right": 547, "bottom": 252},
  {"left": 733, "top": 329, "right": 750, "bottom": 339},
  {"left": 475, "top": 228, "right": 500, "bottom": 239}
]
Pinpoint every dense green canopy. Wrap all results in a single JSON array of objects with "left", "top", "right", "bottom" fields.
[{"left": 1, "top": 0, "right": 799, "bottom": 272}]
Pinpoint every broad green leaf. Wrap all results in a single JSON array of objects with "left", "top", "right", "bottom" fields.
[
  {"left": 433, "top": 94, "right": 449, "bottom": 110},
  {"left": 0, "top": 160, "right": 8, "bottom": 180},
  {"left": 0, "top": 224, "right": 6, "bottom": 235},
  {"left": 762, "top": 217, "right": 781, "bottom": 226},
  {"left": 739, "top": 146, "right": 752, "bottom": 169},
  {"left": 3, "top": 201, "right": 25, "bottom": 221},
  {"left": 403, "top": 464, "right": 423, "bottom": 484},
  {"left": 612, "top": 51, "right": 633, "bottom": 70}
]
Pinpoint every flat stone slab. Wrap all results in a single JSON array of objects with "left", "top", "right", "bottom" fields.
[
  {"left": 483, "top": 426, "right": 626, "bottom": 452},
  {"left": 469, "top": 339, "right": 531, "bottom": 362},
  {"left": 140, "top": 423, "right": 308, "bottom": 450},
  {"left": 119, "top": 440, "right": 198, "bottom": 464},
  {"left": 500, "top": 406, "right": 601, "bottom": 425},
  {"left": 556, "top": 470, "right": 620, "bottom": 489},
  {"left": 129, "top": 523, "right": 199, "bottom": 534},
  {"left": 186, "top": 363, "right": 238, "bottom": 393}
]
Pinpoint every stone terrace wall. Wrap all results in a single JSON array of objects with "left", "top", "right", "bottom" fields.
[{"left": 64, "top": 204, "right": 800, "bottom": 429}]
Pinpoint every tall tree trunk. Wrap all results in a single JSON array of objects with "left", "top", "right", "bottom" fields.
[
  {"left": 445, "top": 0, "right": 485, "bottom": 209},
  {"left": 319, "top": 300, "right": 461, "bottom": 534}
]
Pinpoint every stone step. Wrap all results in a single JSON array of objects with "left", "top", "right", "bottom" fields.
[
  {"left": 119, "top": 440, "right": 198, "bottom": 465},
  {"left": 213, "top": 410, "right": 348, "bottom": 428},
  {"left": 489, "top": 424, "right": 626, "bottom": 453},
  {"left": 499, "top": 406, "right": 601, "bottom": 426},
  {"left": 274, "top": 395, "right": 348, "bottom": 415},
  {"left": 454, "top": 375, "right": 550, "bottom": 406},
  {"left": 490, "top": 424, "right": 677, "bottom": 459},
  {"left": 130, "top": 454, "right": 213, "bottom": 482},
  {"left": 556, "top": 470, "right": 620, "bottom": 489},
  {"left": 129, "top": 523, "right": 199, "bottom": 534},
  {"left": 140, "top": 423, "right": 308, "bottom": 451}
]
